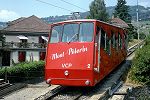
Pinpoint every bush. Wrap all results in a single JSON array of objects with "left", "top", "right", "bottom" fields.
[
  {"left": 129, "top": 45, "right": 150, "bottom": 85},
  {"left": 0, "top": 61, "right": 45, "bottom": 82}
]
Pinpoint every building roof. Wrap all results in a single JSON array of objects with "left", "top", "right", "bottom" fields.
[
  {"left": 7, "top": 17, "right": 26, "bottom": 26},
  {"left": 4, "top": 15, "right": 49, "bottom": 33},
  {"left": 110, "top": 18, "right": 129, "bottom": 28}
]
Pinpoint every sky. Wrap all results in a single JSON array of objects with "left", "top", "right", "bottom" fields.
[{"left": 0, "top": 0, "right": 150, "bottom": 22}]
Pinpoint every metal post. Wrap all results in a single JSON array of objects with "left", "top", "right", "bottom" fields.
[
  {"left": 5, "top": 66, "right": 7, "bottom": 82},
  {"left": 71, "top": 12, "right": 81, "bottom": 19},
  {"left": 137, "top": 0, "right": 139, "bottom": 40}
]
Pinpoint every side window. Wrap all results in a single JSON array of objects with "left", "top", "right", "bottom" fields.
[
  {"left": 111, "top": 31, "right": 115, "bottom": 48},
  {"left": 101, "top": 28, "right": 105, "bottom": 49},
  {"left": 125, "top": 33, "right": 128, "bottom": 49},
  {"left": 118, "top": 33, "right": 121, "bottom": 49},
  {"left": 106, "top": 35, "right": 111, "bottom": 55},
  {"left": 96, "top": 27, "right": 100, "bottom": 42},
  {"left": 96, "top": 27, "right": 100, "bottom": 50},
  {"left": 100, "top": 28, "right": 111, "bottom": 55},
  {"left": 111, "top": 32, "right": 113, "bottom": 46},
  {"left": 115, "top": 33, "right": 118, "bottom": 51},
  {"left": 122, "top": 33, "right": 125, "bottom": 49},
  {"left": 120, "top": 34, "right": 123, "bottom": 49}
]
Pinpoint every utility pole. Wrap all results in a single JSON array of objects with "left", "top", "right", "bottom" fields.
[{"left": 137, "top": 0, "right": 139, "bottom": 40}]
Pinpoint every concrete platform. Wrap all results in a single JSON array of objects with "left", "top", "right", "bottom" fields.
[{"left": 3, "top": 81, "right": 59, "bottom": 100}]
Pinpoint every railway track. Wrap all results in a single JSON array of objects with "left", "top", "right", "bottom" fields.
[
  {"left": 49, "top": 87, "right": 83, "bottom": 100},
  {"left": 1, "top": 40, "right": 145, "bottom": 100},
  {"left": 0, "top": 79, "right": 27, "bottom": 99},
  {"left": 35, "top": 86, "right": 66, "bottom": 100}
]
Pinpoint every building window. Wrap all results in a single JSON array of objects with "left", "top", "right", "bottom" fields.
[
  {"left": 39, "top": 36, "right": 46, "bottom": 44},
  {"left": 40, "top": 52, "right": 46, "bottom": 60},
  {"left": 18, "top": 51, "right": 26, "bottom": 62},
  {"left": 39, "top": 36, "right": 46, "bottom": 48},
  {"left": 17, "top": 35, "right": 28, "bottom": 48},
  {"left": 20, "top": 39, "right": 27, "bottom": 48}
]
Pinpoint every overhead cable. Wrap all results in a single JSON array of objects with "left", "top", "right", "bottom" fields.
[
  {"left": 35, "top": 0, "right": 74, "bottom": 12},
  {"left": 59, "top": 0, "right": 88, "bottom": 12}
]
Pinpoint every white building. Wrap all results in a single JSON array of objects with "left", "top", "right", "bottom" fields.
[{"left": 1, "top": 15, "right": 49, "bottom": 66}]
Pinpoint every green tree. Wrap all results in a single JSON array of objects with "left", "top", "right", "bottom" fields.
[
  {"left": 127, "top": 24, "right": 138, "bottom": 41},
  {"left": 114, "top": 0, "right": 138, "bottom": 40},
  {"left": 88, "top": 0, "right": 109, "bottom": 22},
  {"left": 114, "top": 0, "right": 131, "bottom": 23}
]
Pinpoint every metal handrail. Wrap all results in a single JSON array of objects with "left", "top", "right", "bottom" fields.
[
  {"left": 127, "top": 40, "right": 145, "bottom": 56},
  {"left": 127, "top": 40, "right": 145, "bottom": 51}
]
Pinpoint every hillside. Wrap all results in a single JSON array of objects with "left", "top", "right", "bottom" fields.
[
  {"left": 0, "top": 22, "right": 6, "bottom": 29},
  {"left": 42, "top": 5, "right": 150, "bottom": 23}
]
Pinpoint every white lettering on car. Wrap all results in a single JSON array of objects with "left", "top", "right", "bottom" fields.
[
  {"left": 62, "top": 63, "right": 72, "bottom": 68},
  {"left": 51, "top": 46, "right": 88, "bottom": 60},
  {"left": 51, "top": 52, "right": 64, "bottom": 60}
]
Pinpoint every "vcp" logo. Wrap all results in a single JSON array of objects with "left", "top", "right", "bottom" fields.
[{"left": 62, "top": 63, "right": 72, "bottom": 68}]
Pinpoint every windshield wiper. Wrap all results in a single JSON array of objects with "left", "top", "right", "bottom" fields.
[{"left": 68, "top": 33, "right": 79, "bottom": 43}]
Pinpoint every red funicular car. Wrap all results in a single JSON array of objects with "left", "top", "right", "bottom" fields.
[{"left": 45, "top": 19, "right": 127, "bottom": 86}]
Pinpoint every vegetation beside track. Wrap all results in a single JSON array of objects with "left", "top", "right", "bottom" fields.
[
  {"left": 129, "top": 45, "right": 150, "bottom": 85},
  {"left": 0, "top": 61, "right": 45, "bottom": 82},
  {"left": 123, "top": 36, "right": 150, "bottom": 99},
  {"left": 127, "top": 35, "right": 150, "bottom": 85}
]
